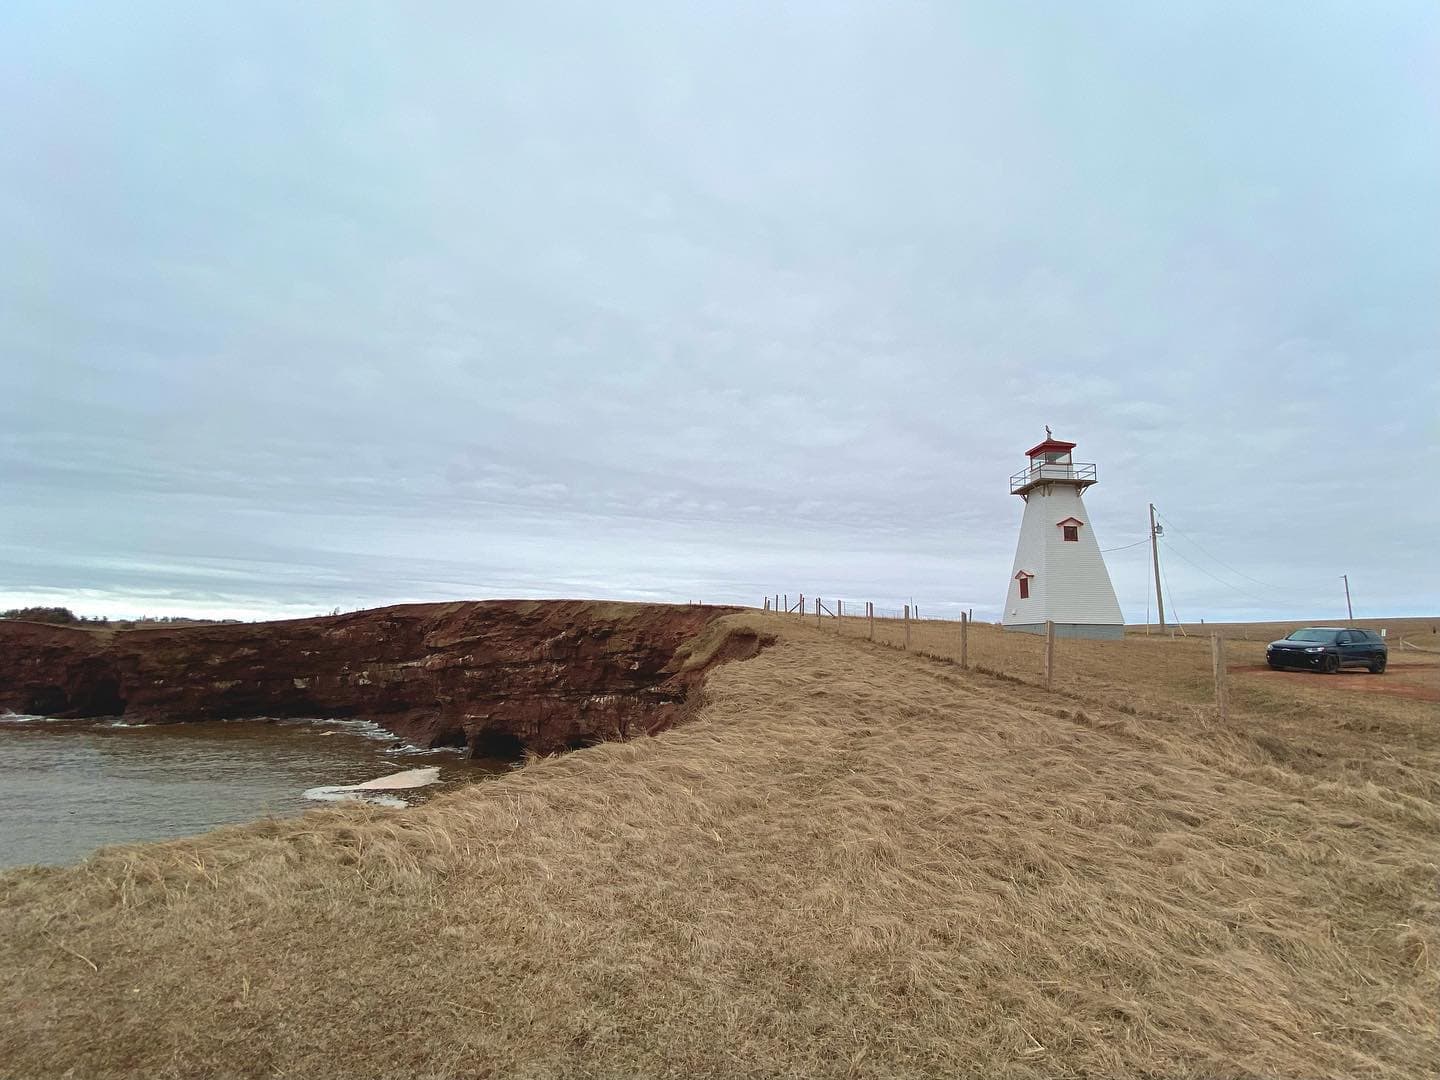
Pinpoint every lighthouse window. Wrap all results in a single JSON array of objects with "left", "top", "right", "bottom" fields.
[
  {"left": 1062, "top": 525, "right": 1079, "bottom": 542},
  {"left": 1018, "top": 577, "right": 1030, "bottom": 599}
]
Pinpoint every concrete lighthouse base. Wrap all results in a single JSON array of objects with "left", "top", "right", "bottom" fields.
[{"left": 1004, "top": 622, "right": 1125, "bottom": 641}]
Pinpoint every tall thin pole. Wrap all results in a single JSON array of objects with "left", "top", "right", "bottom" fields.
[
  {"left": 1343, "top": 574, "right": 1353, "bottom": 620},
  {"left": 1149, "top": 503, "right": 1166, "bottom": 633},
  {"left": 1212, "top": 634, "right": 1229, "bottom": 721}
]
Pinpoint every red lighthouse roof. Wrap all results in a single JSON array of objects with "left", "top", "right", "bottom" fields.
[{"left": 1024, "top": 437, "right": 1076, "bottom": 458}]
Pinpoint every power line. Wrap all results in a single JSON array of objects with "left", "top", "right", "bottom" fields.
[
  {"left": 1158, "top": 536, "right": 1276, "bottom": 607},
  {"left": 1153, "top": 508, "right": 1314, "bottom": 598},
  {"left": 1101, "top": 537, "right": 1151, "bottom": 553}
]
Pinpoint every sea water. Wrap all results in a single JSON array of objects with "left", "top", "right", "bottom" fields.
[{"left": 0, "top": 713, "right": 509, "bottom": 869}]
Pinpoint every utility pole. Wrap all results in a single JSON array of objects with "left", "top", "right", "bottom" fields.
[
  {"left": 1343, "top": 574, "right": 1353, "bottom": 620},
  {"left": 1149, "top": 503, "right": 1166, "bottom": 633}
]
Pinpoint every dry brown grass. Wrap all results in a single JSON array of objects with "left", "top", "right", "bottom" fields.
[
  {"left": 848, "top": 613, "right": 1439, "bottom": 796},
  {"left": 2, "top": 612, "right": 1437, "bottom": 1079}
]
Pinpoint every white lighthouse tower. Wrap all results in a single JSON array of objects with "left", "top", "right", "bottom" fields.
[{"left": 1003, "top": 430, "right": 1125, "bottom": 639}]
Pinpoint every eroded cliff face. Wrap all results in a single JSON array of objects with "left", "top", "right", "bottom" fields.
[{"left": 0, "top": 601, "right": 764, "bottom": 756}]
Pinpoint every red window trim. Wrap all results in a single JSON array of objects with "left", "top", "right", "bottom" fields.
[
  {"left": 1019, "top": 578, "right": 1030, "bottom": 599},
  {"left": 1062, "top": 525, "right": 1079, "bottom": 542}
]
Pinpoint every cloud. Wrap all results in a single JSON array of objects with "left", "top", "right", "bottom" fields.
[{"left": 1, "top": 2, "right": 1437, "bottom": 621}]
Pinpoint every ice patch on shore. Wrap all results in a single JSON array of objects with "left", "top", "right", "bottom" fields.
[
  {"left": 302, "top": 788, "right": 410, "bottom": 809},
  {"left": 303, "top": 766, "right": 441, "bottom": 809}
]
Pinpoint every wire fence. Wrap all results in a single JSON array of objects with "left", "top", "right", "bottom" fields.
[
  {"left": 753, "top": 592, "right": 1437, "bottom": 725},
  {"left": 761, "top": 593, "right": 980, "bottom": 624}
]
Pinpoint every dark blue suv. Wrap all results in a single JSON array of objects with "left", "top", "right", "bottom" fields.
[{"left": 1266, "top": 627, "right": 1387, "bottom": 674}]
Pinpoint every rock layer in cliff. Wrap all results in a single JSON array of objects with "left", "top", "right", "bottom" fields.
[{"left": 0, "top": 601, "right": 765, "bottom": 756}]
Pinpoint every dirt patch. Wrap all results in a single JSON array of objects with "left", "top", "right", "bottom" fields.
[{"left": 1232, "top": 662, "right": 1440, "bottom": 703}]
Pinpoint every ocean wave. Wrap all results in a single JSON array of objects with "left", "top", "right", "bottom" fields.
[
  {"left": 279, "top": 717, "right": 412, "bottom": 745},
  {"left": 383, "top": 742, "right": 464, "bottom": 757},
  {"left": 319, "top": 718, "right": 401, "bottom": 742},
  {"left": 302, "top": 717, "right": 460, "bottom": 756},
  {"left": 1, "top": 712, "right": 155, "bottom": 729}
]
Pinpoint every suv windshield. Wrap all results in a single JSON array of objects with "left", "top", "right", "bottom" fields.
[{"left": 1286, "top": 629, "right": 1339, "bottom": 643}]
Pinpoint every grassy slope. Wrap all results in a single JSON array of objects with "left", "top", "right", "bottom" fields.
[{"left": 2, "top": 613, "right": 1436, "bottom": 1079}]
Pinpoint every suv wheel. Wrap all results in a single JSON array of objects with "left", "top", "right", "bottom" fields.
[
  {"left": 1369, "top": 659, "right": 1386, "bottom": 674},
  {"left": 1323, "top": 654, "right": 1340, "bottom": 674}
]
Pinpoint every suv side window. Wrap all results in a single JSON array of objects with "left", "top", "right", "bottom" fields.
[
  {"left": 1337, "top": 631, "right": 1355, "bottom": 644},
  {"left": 1364, "top": 631, "right": 1383, "bottom": 643}
]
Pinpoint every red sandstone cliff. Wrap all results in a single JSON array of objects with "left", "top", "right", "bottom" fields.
[{"left": 0, "top": 601, "right": 764, "bottom": 756}]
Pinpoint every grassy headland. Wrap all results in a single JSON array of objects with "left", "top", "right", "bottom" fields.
[{"left": 1, "top": 611, "right": 1435, "bottom": 1078}]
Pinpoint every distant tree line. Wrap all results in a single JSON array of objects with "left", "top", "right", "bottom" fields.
[
  {"left": 1, "top": 606, "right": 91, "bottom": 624},
  {"left": 0, "top": 606, "right": 241, "bottom": 627}
]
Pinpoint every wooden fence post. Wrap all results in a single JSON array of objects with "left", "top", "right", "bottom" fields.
[
  {"left": 904, "top": 605, "right": 911, "bottom": 650},
  {"left": 960, "top": 611, "right": 969, "bottom": 669},
  {"left": 798, "top": 593, "right": 803, "bottom": 617},
  {"left": 868, "top": 601, "right": 874, "bottom": 641},
  {"left": 1044, "top": 620, "right": 1056, "bottom": 689},
  {"left": 836, "top": 599, "right": 843, "bottom": 634},
  {"left": 1212, "top": 634, "right": 1229, "bottom": 720},
  {"left": 815, "top": 596, "right": 821, "bottom": 628}
]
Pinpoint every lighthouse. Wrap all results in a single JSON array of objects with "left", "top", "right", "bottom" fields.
[{"left": 1003, "top": 430, "right": 1125, "bottom": 639}]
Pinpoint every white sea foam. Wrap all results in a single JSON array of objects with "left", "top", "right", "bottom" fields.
[
  {"left": 322, "top": 718, "right": 402, "bottom": 742},
  {"left": 1, "top": 713, "right": 156, "bottom": 729},
  {"left": 281, "top": 717, "right": 410, "bottom": 744},
  {"left": 312, "top": 718, "right": 456, "bottom": 756},
  {"left": 384, "top": 742, "right": 463, "bottom": 757}
]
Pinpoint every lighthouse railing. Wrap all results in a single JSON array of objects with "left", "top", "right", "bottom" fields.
[{"left": 1009, "top": 461, "right": 1096, "bottom": 494}]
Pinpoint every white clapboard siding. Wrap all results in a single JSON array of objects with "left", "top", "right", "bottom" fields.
[{"left": 1004, "top": 484, "right": 1124, "bottom": 631}]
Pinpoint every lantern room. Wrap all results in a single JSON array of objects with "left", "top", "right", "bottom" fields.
[{"left": 1009, "top": 436, "right": 1098, "bottom": 497}]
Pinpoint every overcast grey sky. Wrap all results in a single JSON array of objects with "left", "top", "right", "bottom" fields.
[{"left": 2, "top": 2, "right": 1437, "bottom": 622}]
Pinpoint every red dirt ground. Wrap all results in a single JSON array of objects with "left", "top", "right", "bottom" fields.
[{"left": 1233, "top": 662, "right": 1440, "bottom": 702}]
